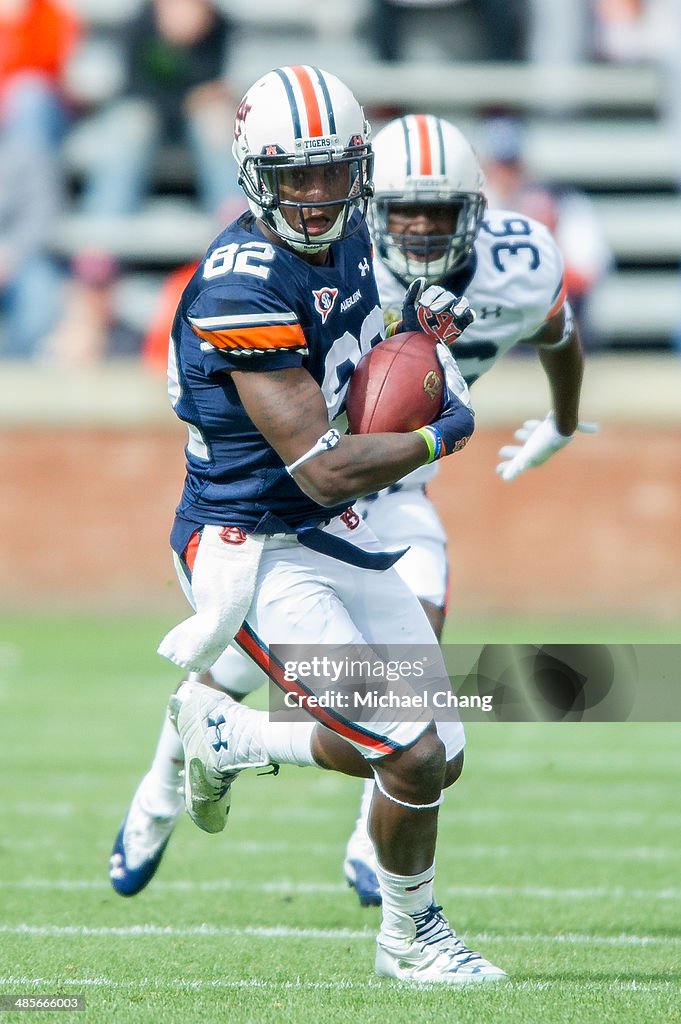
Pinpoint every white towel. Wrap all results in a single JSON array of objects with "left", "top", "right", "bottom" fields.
[{"left": 157, "top": 526, "right": 265, "bottom": 672}]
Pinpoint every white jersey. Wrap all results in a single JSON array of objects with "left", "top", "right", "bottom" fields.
[{"left": 370, "top": 208, "right": 566, "bottom": 491}]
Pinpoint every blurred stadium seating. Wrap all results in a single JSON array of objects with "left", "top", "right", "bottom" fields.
[{"left": 54, "top": 0, "right": 681, "bottom": 349}]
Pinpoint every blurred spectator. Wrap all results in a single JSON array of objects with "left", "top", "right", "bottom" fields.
[
  {"left": 0, "top": 0, "right": 80, "bottom": 357},
  {"left": 369, "top": 0, "right": 530, "bottom": 63},
  {"left": 43, "top": 250, "right": 141, "bottom": 365},
  {"left": 479, "top": 117, "right": 612, "bottom": 349},
  {"left": 80, "top": 0, "right": 242, "bottom": 218},
  {"left": 0, "top": 130, "right": 64, "bottom": 357},
  {"left": 0, "top": 0, "right": 80, "bottom": 146},
  {"left": 53, "top": 0, "right": 246, "bottom": 365}
]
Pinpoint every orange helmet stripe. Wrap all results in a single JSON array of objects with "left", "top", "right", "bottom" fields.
[
  {"left": 290, "top": 65, "right": 323, "bottom": 137},
  {"left": 414, "top": 114, "right": 433, "bottom": 175}
]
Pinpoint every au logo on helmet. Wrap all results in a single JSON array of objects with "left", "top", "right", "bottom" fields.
[
  {"left": 313, "top": 287, "right": 339, "bottom": 323},
  {"left": 234, "top": 99, "right": 251, "bottom": 140}
]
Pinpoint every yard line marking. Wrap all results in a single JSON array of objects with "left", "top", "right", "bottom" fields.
[
  {"left": 1, "top": 924, "right": 680, "bottom": 947},
  {"left": 0, "top": 976, "right": 678, "bottom": 994},
  {"left": 2, "top": 879, "right": 681, "bottom": 902}
]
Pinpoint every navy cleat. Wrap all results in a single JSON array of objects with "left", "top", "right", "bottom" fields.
[
  {"left": 109, "top": 773, "right": 182, "bottom": 897},
  {"left": 344, "top": 827, "right": 382, "bottom": 907},
  {"left": 344, "top": 857, "right": 382, "bottom": 907}
]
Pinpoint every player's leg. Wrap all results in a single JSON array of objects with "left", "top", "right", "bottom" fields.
[
  {"left": 345, "top": 491, "right": 449, "bottom": 902},
  {"left": 358, "top": 486, "right": 449, "bottom": 640},
  {"left": 174, "top": 677, "right": 504, "bottom": 983},
  {"left": 420, "top": 600, "right": 446, "bottom": 640},
  {"left": 109, "top": 645, "right": 265, "bottom": 896},
  {"left": 173, "top": 521, "right": 506, "bottom": 982},
  {"left": 342, "top": 727, "right": 463, "bottom": 905},
  {"left": 323, "top": 523, "right": 504, "bottom": 981}
]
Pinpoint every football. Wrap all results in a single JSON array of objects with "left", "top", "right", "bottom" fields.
[{"left": 345, "top": 331, "right": 444, "bottom": 434}]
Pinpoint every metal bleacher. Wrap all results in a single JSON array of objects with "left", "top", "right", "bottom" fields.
[{"left": 57, "top": 0, "right": 681, "bottom": 349}]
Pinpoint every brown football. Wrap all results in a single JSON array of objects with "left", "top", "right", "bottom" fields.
[{"left": 345, "top": 331, "right": 443, "bottom": 434}]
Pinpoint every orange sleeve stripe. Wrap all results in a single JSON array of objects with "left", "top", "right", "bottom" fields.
[
  {"left": 191, "top": 322, "right": 307, "bottom": 352},
  {"left": 546, "top": 280, "right": 568, "bottom": 320},
  {"left": 291, "top": 65, "right": 323, "bottom": 137},
  {"left": 414, "top": 114, "right": 433, "bottom": 175}
]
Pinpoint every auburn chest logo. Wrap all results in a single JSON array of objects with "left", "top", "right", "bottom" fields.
[{"left": 313, "top": 287, "right": 338, "bottom": 323}]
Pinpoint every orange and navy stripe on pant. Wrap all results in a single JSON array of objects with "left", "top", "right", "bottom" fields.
[
  {"left": 234, "top": 621, "right": 399, "bottom": 756},
  {"left": 178, "top": 529, "right": 399, "bottom": 757}
]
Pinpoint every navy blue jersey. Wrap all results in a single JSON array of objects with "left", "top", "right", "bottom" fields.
[{"left": 168, "top": 213, "right": 383, "bottom": 537}]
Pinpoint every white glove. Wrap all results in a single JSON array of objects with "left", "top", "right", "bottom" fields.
[{"left": 496, "top": 413, "right": 599, "bottom": 482}]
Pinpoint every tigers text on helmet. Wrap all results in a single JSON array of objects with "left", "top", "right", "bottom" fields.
[
  {"left": 369, "top": 115, "right": 486, "bottom": 283},
  {"left": 232, "top": 65, "right": 374, "bottom": 255}
]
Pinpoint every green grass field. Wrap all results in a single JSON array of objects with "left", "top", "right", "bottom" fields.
[{"left": 0, "top": 614, "right": 679, "bottom": 1023}]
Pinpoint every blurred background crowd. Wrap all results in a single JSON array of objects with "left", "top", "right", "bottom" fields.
[{"left": 2, "top": 0, "right": 681, "bottom": 366}]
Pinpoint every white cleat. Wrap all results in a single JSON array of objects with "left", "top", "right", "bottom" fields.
[
  {"left": 168, "top": 683, "right": 275, "bottom": 834},
  {"left": 376, "top": 904, "right": 507, "bottom": 984}
]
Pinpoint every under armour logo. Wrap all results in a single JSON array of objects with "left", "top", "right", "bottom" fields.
[
  {"left": 478, "top": 305, "right": 503, "bottom": 319},
  {"left": 358, "top": 257, "right": 370, "bottom": 277},
  {"left": 319, "top": 428, "right": 340, "bottom": 451},
  {"left": 208, "top": 714, "right": 229, "bottom": 752}
]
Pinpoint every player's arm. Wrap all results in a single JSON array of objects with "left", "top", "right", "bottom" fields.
[
  {"left": 231, "top": 356, "right": 472, "bottom": 507},
  {"left": 529, "top": 302, "right": 583, "bottom": 436},
  {"left": 496, "top": 303, "right": 598, "bottom": 483}
]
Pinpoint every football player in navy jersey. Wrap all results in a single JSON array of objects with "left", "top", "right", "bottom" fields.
[
  {"left": 191, "top": 116, "right": 597, "bottom": 910},
  {"left": 110, "top": 68, "right": 506, "bottom": 984}
]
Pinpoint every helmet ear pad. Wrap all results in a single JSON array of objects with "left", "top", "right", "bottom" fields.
[
  {"left": 368, "top": 115, "right": 486, "bottom": 282},
  {"left": 231, "top": 66, "right": 374, "bottom": 254}
]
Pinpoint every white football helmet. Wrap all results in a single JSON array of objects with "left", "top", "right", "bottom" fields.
[
  {"left": 369, "top": 115, "right": 486, "bottom": 283},
  {"left": 232, "top": 66, "right": 373, "bottom": 254}
]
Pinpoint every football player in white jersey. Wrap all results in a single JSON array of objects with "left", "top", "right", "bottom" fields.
[
  {"left": 342, "top": 113, "right": 597, "bottom": 903},
  {"left": 364, "top": 113, "right": 597, "bottom": 638},
  {"left": 110, "top": 70, "right": 507, "bottom": 985}
]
